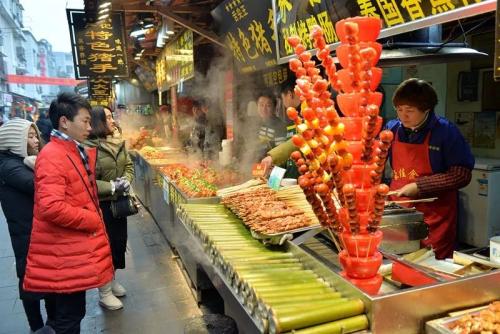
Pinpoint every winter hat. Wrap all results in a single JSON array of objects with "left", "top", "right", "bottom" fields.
[{"left": 0, "top": 118, "right": 40, "bottom": 157}]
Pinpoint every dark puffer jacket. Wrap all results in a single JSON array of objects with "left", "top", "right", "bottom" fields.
[{"left": 0, "top": 151, "right": 34, "bottom": 280}]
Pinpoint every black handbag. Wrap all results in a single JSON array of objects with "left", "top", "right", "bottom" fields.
[{"left": 110, "top": 194, "right": 139, "bottom": 218}]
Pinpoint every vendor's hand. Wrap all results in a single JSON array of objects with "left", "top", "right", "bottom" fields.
[
  {"left": 394, "top": 182, "right": 419, "bottom": 198},
  {"left": 260, "top": 156, "right": 273, "bottom": 175}
]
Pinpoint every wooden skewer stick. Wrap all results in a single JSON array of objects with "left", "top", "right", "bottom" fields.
[{"left": 386, "top": 197, "right": 438, "bottom": 205}]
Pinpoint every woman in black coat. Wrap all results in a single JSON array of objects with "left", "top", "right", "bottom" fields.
[{"left": 0, "top": 119, "right": 53, "bottom": 332}]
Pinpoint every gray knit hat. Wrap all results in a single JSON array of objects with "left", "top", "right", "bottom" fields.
[{"left": 0, "top": 118, "right": 40, "bottom": 157}]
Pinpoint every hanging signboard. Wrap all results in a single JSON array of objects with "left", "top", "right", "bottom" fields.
[
  {"left": 211, "top": 0, "right": 277, "bottom": 74},
  {"left": 273, "top": 0, "right": 496, "bottom": 63},
  {"left": 495, "top": 0, "right": 500, "bottom": 81},
  {"left": 156, "top": 30, "right": 194, "bottom": 92},
  {"left": 88, "top": 77, "right": 112, "bottom": 106},
  {"left": 67, "top": 9, "right": 129, "bottom": 79}
]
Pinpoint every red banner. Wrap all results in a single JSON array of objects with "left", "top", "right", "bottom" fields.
[{"left": 7, "top": 75, "right": 85, "bottom": 86}]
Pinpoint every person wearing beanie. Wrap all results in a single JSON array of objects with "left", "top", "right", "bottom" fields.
[{"left": 0, "top": 119, "right": 54, "bottom": 332}]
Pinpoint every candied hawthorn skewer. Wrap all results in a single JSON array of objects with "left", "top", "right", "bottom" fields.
[{"left": 368, "top": 184, "right": 389, "bottom": 232}]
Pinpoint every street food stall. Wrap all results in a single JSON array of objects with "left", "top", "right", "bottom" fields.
[{"left": 110, "top": 0, "right": 500, "bottom": 332}]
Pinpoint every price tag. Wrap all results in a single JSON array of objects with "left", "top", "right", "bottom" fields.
[
  {"left": 252, "top": 163, "right": 266, "bottom": 178},
  {"left": 268, "top": 166, "right": 286, "bottom": 190}
]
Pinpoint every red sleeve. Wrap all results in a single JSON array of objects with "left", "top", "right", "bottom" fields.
[
  {"left": 35, "top": 154, "right": 102, "bottom": 232},
  {"left": 416, "top": 165, "right": 472, "bottom": 197}
]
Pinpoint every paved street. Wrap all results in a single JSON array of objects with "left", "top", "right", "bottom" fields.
[{"left": 0, "top": 208, "right": 201, "bottom": 334}]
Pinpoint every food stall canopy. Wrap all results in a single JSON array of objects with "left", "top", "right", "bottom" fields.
[
  {"left": 272, "top": 0, "right": 497, "bottom": 64},
  {"left": 67, "top": 9, "right": 129, "bottom": 79},
  {"left": 211, "top": 0, "right": 277, "bottom": 74},
  {"left": 156, "top": 29, "right": 194, "bottom": 92}
]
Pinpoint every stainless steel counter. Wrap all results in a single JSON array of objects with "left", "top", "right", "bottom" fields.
[{"left": 132, "top": 154, "right": 500, "bottom": 334}]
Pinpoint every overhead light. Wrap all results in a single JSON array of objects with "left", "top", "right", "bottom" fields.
[
  {"left": 98, "top": 14, "right": 109, "bottom": 20},
  {"left": 166, "top": 30, "right": 174, "bottom": 35},
  {"left": 137, "top": 36, "right": 145, "bottom": 41},
  {"left": 98, "top": 7, "right": 110, "bottom": 14},
  {"left": 130, "top": 29, "right": 147, "bottom": 37},
  {"left": 99, "top": 1, "right": 111, "bottom": 9},
  {"left": 144, "top": 23, "right": 154, "bottom": 29}
]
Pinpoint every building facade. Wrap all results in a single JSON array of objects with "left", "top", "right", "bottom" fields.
[{"left": 0, "top": 0, "right": 75, "bottom": 121}]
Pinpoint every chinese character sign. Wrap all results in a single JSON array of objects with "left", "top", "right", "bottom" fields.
[
  {"left": 211, "top": 0, "right": 277, "bottom": 74},
  {"left": 274, "top": 0, "right": 489, "bottom": 59},
  {"left": 67, "top": 9, "right": 129, "bottom": 79},
  {"left": 156, "top": 30, "right": 194, "bottom": 92},
  {"left": 88, "top": 77, "right": 112, "bottom": 106}
]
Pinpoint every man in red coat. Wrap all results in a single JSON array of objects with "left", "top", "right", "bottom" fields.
[{"left": 24, "top": 93, "right": 114, "bottom": 333}]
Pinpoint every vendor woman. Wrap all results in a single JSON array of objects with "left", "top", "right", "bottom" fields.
[{"left": 388, "top": 78, "right": 474, "bottom": 259}]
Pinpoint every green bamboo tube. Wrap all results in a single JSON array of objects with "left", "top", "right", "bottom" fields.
[
  {"left": 237, "top": 271, "right": 318, "bottom": 284},
  {"left": 251, "top": 282, "right": 330, "bottom": 292},
  {"left": 229, "top": 263, "right": 303, "bottom": 271},
  {"left": 259, "top": 292, "right": 343, "bottom": 307},
  {"left": 241, "top": 279, "right": 327, "bottom": 299},
  {"left": 262, "top": 298, "right": 350, "bottom": 317},
  {"left": 254, "top": 287, "right": 334, "bottom": 300},
  {"left": 235, "top": 269, "right": 314, "bottom": 283},
  {"left": 228, "top": 264, "right": 305, "bottom": 280},
  {"left": 236, "top": 274, "right": 320, "bottom": 293},
  {"left": 268, "top": 299, "right": 365, "bottom": 333},
  {"left": 255, "top": 315, "right": 269, "bottom": 334},
  {"left": 255, "top": 298, "right": 350, "bottom": 320},
  {"left": 222, "top": 252, "right": 292, "bottom": 259},
  {"left": 246, "top": 287, "right": 336, "bottom": 313},
  {"left": 285, "top": 315, "right": 369, "bottom": 334},
  {"left": 227, "top": 258, "right": 301, "bottom": 270},
  {"left": 257, "top": 293, "right": 344, "bottom": 317}
]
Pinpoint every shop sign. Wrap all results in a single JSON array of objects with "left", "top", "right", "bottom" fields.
[
  {"left": 262, "top": 65, "right": 290, "bottom": 88},
  {"left": 88, "top": 77, "right": 112, "bottom": 106},
  {"left": 67, "top": 9, "right": 129, "bottom": 79},
  {"left": 156, "top": 30, "right": 194, "bottom": 92},
  {"left": 211, "top": 0, "right": 277, "bottom": 74},
  {"left": 495, "top": 0, "right": 500, "bottom": 81},
  {"left": 273, "top": 0, "right": 496, "bottom": 63}
]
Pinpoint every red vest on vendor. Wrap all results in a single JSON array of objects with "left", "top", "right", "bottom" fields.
[{"left": 390, "top": 129, "right": 457, "bottom": 259}]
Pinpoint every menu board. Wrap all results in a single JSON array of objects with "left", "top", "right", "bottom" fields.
[
  {"left": 211, "top": 0, "right": 277, "bottom": 74},
  {"left": 88, "top": 77, "right": 112, "bottom": 106},
  {"left": 273, "top": 0, "right": 495, "bottom": 61},
  {"left": 67, "top": 9, "right": 129, "bottom": 79},
  {"left": 156, "top": 30, "right": 194, "bottom": 92}
]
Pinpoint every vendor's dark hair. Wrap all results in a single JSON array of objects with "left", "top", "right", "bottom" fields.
[
  {"left": 257, "top": 91, "right": 276, "bottom": 107},
  {"left": 49, "top": 92, "right": 91, "bottom": 129},
  {"left": 393, "top": 78, "right": 438, "bottom": 112},
  {"left": 279, "top": 78, "right": 296, "bottom": 96},
  {"left": 89, "top": 105, "right": 112, "bottom": 139}
]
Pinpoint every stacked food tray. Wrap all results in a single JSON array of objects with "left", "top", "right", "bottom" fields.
[{"left": 177, "top": 203, "right": 369, "bottom": 334}]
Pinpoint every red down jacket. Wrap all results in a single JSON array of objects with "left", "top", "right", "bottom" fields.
[{"left": 23, "top": 137, "right": 114, "bottom": 293}]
